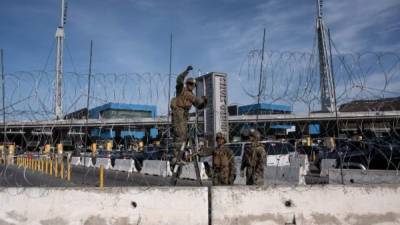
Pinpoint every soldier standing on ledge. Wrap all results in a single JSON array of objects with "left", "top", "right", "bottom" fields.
[
  {"left": 170, "top": 65, "right": 207, "bottom": 166},
  {"left": 199, "top": 132, "right": 236, "bottom": 185},
  {"left": 240, "top": 129, "right": 266, "bottom": 185}
]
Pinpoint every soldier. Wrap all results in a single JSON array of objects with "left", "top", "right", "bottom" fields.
[
  {"left": 170, "top": 65, "right": 207, "bottom": 165},
  {"left": 199, "top": 132, "right": 236, "bottom": 185},
  {"left": 240, "top": 128, "right": 266, "bottom": 185}
]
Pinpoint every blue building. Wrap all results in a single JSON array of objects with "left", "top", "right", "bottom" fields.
[
  {"left": 86, "top": 103, "right": 158, "bottom": 140},
  {"left": 89, "top": 102, "right": 157, "bottom": 119}
]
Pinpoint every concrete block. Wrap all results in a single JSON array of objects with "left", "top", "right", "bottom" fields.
[
  {"left": 179, "top": 162, "right": 209, "bottom": 180},
  {"left": 71, "top": 157, "right": 81, "bottom": 166},
  {"left": 140, "top": 160, "right": 172, "bottom": 177},
  {"left": 234, "top": 161, "right": 246, "bottom": 185},
  {"left": 94, "top": 158, "right": 112, "bottom": 170},
  {"left": 112, "top": 159, "right": 137, "bottom": 173},
  {"left": 265, "top": 165, "right": 303, "bottom": 185},
  {"left": 212, "top": 185, "right": 400, "bottom": 225},
  {"left": 329, "top": 169, "right": 400, "bottom": 185},
  {"left": 320, "top": 159, "right": 336, "bottom": 177},
  {"left": 290, "top": 154, "right": 309, "bottom": 184},
  {"left": 82, "top": 157, "right": 94, "bottom": 167},
  {"left": 0, "top": 187, "right": 208, "bottom": 225}
]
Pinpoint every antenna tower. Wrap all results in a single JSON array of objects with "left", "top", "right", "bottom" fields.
[{"left": 316, "top": 0, "right": 335, "bottom": 112}]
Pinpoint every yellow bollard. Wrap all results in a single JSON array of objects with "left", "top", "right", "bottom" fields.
[
  {"left": 55, "top": 158, "right": 58, "bottom": 177},
  {"left": 45, "top": 159, "right": 49, "bottom": 174},
  {"left": 99, "top": 165, "right": 104, "bottom": 188},
  {"left": 49, "top": 159, "right": 53, "bottom": 176},
  {"left": 60, "top": 160, "right": 64, "bottom": 179},
  {"left": 67, "top": 161, "right": 71, "bottom": 181}
]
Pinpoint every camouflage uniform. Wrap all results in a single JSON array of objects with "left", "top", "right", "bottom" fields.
[
  {"left": 170, "top": 68, "right": 206, "bottom": 162},
  {"left": 240, "top": 140, "right": 266, "bottom": 185},
  {"left": 200, "top": 145, "right": 236, "bottom": 185}
]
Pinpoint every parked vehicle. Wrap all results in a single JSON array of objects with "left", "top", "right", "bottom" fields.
[{"left": 315, "top": 139, "right": 400, "bottom": 170}]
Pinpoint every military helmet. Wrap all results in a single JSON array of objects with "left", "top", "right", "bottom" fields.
[
  {"left": 249, "top": 128, "right": 261, "bottom": 140},
  {"left": 185, "top": 77, "right": 196, "bottom": 85},
  {"left": 215, "top": 132, "right": 227, "bottom": 142}
]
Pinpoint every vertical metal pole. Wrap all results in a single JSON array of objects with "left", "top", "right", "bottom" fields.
[
  {"left": 328, "top": 29, "right": 343, "bottom": 185},
  {"left": 166, "top": 34, "right": 172, "bottom": 161},
  {"left": 1, "top": 49, "right": 6, "bottom": 162},
  {"left": 256, "top": 29, "right": 266, "bottom": 130},
  {"left": 83, "top": 40, "right": 93, "bottom": 183}
]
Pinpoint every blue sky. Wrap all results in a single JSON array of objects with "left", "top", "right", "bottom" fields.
[{"left": 0, "top": 0, "right": 400, "bottom": 118}]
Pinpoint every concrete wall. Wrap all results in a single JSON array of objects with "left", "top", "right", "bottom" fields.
[
  {"left": 329, "top": 169, "right": 400, "bottom": 184},
  {"left": 0, "top": 187, "right": 208, "bottom": 225},
  {"left": 2, "top": 185, "right": 400, "bottom": 225},
  {"left": 212, "top": 185, "right": 400, "bottom": 225}
]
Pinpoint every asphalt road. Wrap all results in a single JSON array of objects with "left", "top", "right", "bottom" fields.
[
  {"left": 0, "top": 164, "right": 74, "bottom": 187},
  {"left": 0, "top": 163, "right": 210, "bottom": 187}
]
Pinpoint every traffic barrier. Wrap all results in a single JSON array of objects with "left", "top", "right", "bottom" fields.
[
  {"left": 60, "top": 160, "right": 64, "bottom": 179},
  {"left": 99, "top": 165, "right": 104, "bottom": 188},
  {"left": 289, "top": 154, "right": 309, "bottom": 185},
  {"left": 179, "top": 162, "right": 209, "bottom": 180},
  {"left": 329, "top": 169, "right": 400, "bottom": 185},
  {"left": 265, "top": 165, "right": 303, "bottom": 185},
  {"left": 320, "top": 159, "right": 337, "bottom": 177},
  {"left": 54, "top": 158, "right": 59, "bottom": 177},
  {"left": 71, "top": 156, "right": 81, "bottom": 166},
  {"left": 112, "top": 159, "right": 137, "bottom": 173},
  {"left": 0, "top": 187, "right": 208, "bottom": 225},
  {"left": 234, "top": 163, "right": 304, "bottom": 185},
  {"left": 233, "top": 161, "right": 246, "bottom": 185},
  {"left": 82, "top": 157, "right": 94, "bottom": 167},
  {"left": 140, "top": 160, "right": 172, "bottom": 177},
  {"left": 94, "top": 158, "right": 112, "bottom": 170},
  {"left": 212, "top": 185, "right": 400, "bottom": 225},
  {"left": 67, "top": 162, "right": 71, "bottom": 181}
]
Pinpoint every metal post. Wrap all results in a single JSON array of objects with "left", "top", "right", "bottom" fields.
[
  {"left": 1, "top": 49, "right": 6, "bottom": 163},
  {"left": 256, "top": 29, "right": 266, "bottom": 130},
  {"left": 328, "top": 29, "right": 343, "bottom": 185},
  {"left": 166, "top": 33, "right": 173, "bottom": 160},
  {"left": 83, "top": 40, "right": 93, "bottom": 183}
]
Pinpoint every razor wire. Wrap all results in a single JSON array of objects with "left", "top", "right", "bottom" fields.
[{"left": 1, "top": 50, "right": 400, "bottom": 188}]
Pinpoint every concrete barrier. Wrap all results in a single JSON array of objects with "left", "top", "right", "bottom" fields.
[
  {"left": 82, "top": 157, "right": 94, "bottom": 167},
  {"left": 140, "top": 160, "right": 172, "bottom": 177},
  {"left": 265, "top": 165, "right": 303, "bottom": 185},
  {"left": 179, "top": 162, "right": 209, "bottom": 180},
  {"left": 112, "top": 159, "right": 137, "bottom": 173},
  {"left": 0, "top": 187, "right": 208, "bottom": 225},
  {"left": 289, "top": 154, "right": 309, "bottom": 184},
  {"left": 320, "top": 159, "right": 337, "bottom": 177},
  {"left": 234, "top": 161, "right": 246, "bottom": 185},
  {"left": 329, "top": 169, "right": 400, "bottom": 184},
  {"left": 212, "top": 185, "right": 400, "bottom": 225},
  {"left": 70, "top": 156, "right": 81, "bottom": 166},
  {"left": 94, "top": 157, "right": 112, "bottom": 170}
]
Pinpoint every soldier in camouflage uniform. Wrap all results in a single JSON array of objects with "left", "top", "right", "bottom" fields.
[
  {"left": 240, "top": 129, "right": 266, "bottom": 185},
  {"left": 199, "top": 132, "right": 236, "bottom": 185},
  {"left": 170, "top": 65, "right": 207, "bottom": 165}
]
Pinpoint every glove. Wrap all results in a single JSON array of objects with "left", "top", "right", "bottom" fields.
[
  {"left": 240, "top": 170, "right": 245, "bottom": 177},
  {"left": 202, "top": 96, "right": 208, "bottom": 104},
  {"left": 186, "top": 65, "right": 193, "bottom": 71}
]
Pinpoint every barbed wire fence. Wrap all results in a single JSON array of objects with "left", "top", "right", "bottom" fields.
[{"left": 0, "top": 50, "right": 400, "bottom": 188}]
